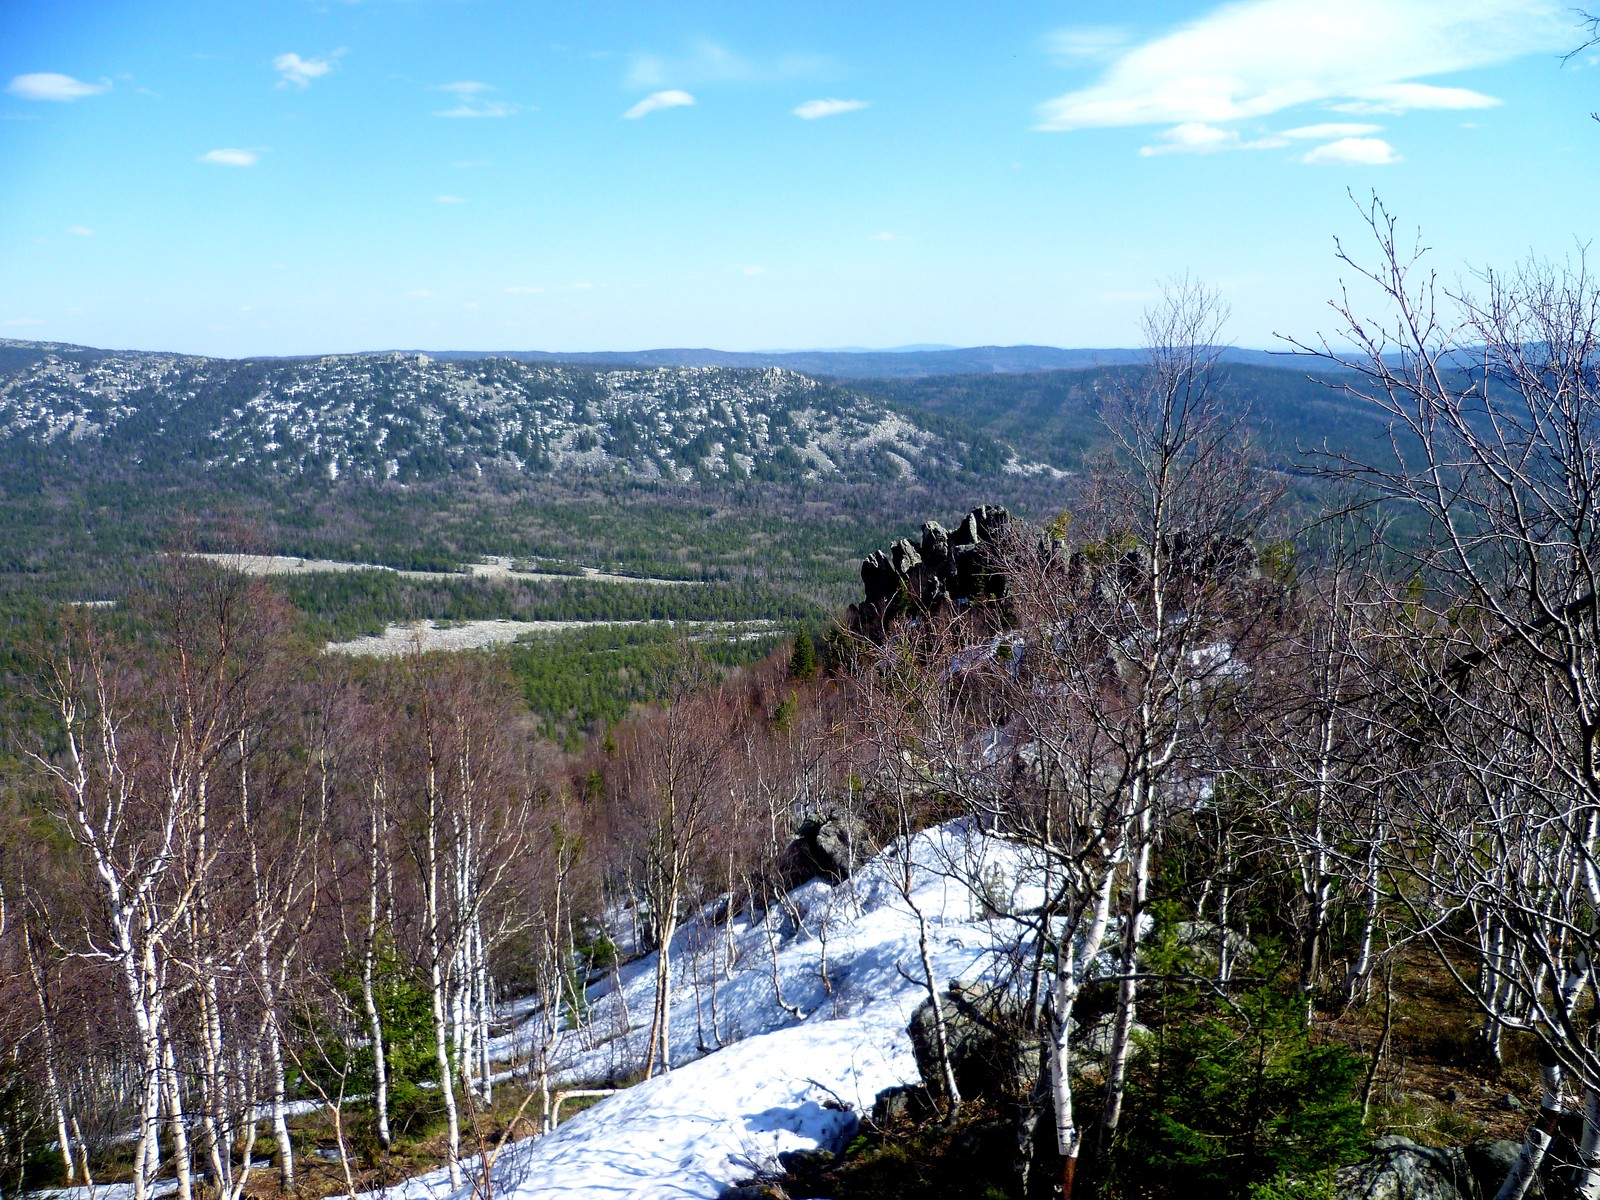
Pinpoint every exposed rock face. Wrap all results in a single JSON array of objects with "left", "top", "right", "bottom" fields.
[
  {"left": 851, "top": 505, "right": 1014, "bottom": 636},
  {"left": 1335, "top": 1136, "right": 1474, "bottom": 1200},
  {"left": 907, "top": 982, "right": 1043, "bottom": 1104},
  {"left": 1333, "top": 1136, "right": 1510, "bottom": 1200},
  {"left": 1171, "top": 920, "right": 1258, "bottom": 970},
  {"left": 778, "top": 811, "right": 871, "bottom": 887},
  {"left": 870, "top": 1084, "right": 936, "bottom": 1126}
]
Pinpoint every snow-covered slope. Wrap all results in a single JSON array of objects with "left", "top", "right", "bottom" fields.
[{"left": 393, "top": 821, "right": 1042, "bottom": 1200}]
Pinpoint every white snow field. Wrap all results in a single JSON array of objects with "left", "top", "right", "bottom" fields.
[{"left": 387, "top": 821, "right": 1045, "bottom": 1200}]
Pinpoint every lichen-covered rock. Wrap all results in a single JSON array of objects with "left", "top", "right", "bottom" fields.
[{"left": 1335, "top": 1136, "right": 1478, "bottom": 1200}]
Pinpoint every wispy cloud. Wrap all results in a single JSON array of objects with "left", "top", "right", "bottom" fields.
[
  {"left": 741, "top": 266, "right": 765, "bottom": 276},
  {"left": 623, "top": 89, "right": 695, "bottom": 119},
  {"left": 627, "top": 40, "right": 828, "bottom": 90},
  {"left": 3, "top": 317, "right": 44, "bottom": 327},
  {"left": 1037, "top": 0, "right": 1564, "bottom": 132},
  {"left": 274, "top": 51, "right": 342, "bottom": 89},
  {"left": 1301, "top": 136, "right": 1401, "bottom": 164},
  {"left": 1280, "top": 122, "right": 1384, "bottom": 139},
  {"left": 432, "top": 82, "right": 517, "bottom": 118},
  {"left": 504, "top": 286, "right": 544, "bottom": 294},
  {"left": 404, "top": 289, "right": 432, "bottom": 298},
  {"left": 65, "top": 225, "right": 94, "bottom": 236},
  {"left": 197, "top": 148, "right": 261, "bottom": 166},
  {"left": 435, "top": 195, "right": 466, "bottom": 204},
  {"left": 1045, "top": 27, "right": 1131, "bottom": 63},
  {"left": 1139, "top": 122, "right": 1286, "bottom": 155},
  {"left": 793, "top": 98, "right": 868, "bottom": 120},
  {"left": 7, "top": 73, "right": 111, "bottom": 101},
  {"left": 869, "top": 232, "right": 908, "bottom": 242},
  {"left": 1331, "top": 83, "right": 1501, "bottom": 114}
]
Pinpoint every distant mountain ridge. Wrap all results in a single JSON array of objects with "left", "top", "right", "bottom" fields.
[
  {"left": 0, "top": 338, "right": 1304, "bottom": 380},
  {"left": 406, "top": 344, "right": 1302, "bottom": 378},
  {"left": 0, "top": 345, "right": 1021, "bottom": 485}
]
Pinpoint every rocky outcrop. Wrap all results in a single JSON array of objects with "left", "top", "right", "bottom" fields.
[
  {"left": 778, "top": 810, "right": 871, "bottom": 887},
  {"left": 850, "top": 505, "right": 1014, "bottom": 636},
  {"left": 1334, "top": 1136, "right": 1531, "bottom": 1200},
  {"left": 907, "top": 982, "right": 1043, "bottom": 1104}
]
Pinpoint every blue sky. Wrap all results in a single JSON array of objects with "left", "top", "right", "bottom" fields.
[{"left": 1, "top": 0, "right": 1595, "bottom": 356}]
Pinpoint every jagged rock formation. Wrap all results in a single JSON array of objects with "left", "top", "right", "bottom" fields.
[{"left": 850, "top": 504, "right": 1014, "bottom": 635}]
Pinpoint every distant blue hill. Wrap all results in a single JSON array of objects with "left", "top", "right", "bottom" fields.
[
  {"left": 411, "top": 344, "right": 1308, "bottom": 378},
  {"left": 0, "top": 337, "right": 1340, "bottom": 380}
]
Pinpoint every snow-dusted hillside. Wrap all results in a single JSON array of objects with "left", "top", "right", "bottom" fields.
[
  {"left": 0, "top": 347, "right": 1016, "bottom": 484},
  {"left": 398, "top": 822, "right": 1044, "bottom": 1200}
]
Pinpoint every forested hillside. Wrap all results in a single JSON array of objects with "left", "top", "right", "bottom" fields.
[{"left": 6, "top": 270, "right": 1600, "bottom": 1200}]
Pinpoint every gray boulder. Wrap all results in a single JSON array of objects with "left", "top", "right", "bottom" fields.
[
  {"left": 779, "top": 811, "right": 870, "bottom": 887},
  {"left": 1335, "top": 1136, "right": 1479, "bottom": 1200},
  {"left": 890, "top": 537, "right": 922, "bottom": 576},
  {"left": 1465, "top": 1140, "right": 1536, "bottom": 1200},
  {"left": 871, "top": 1084, "right": 936, "bottom": 1125},
  {"left": 1073, "top": 1011, "right": 1151, "bottom": 1060},
  {"left": 908, "top": 983, "right": 1043, "bottom": 1103},
  {"left": 1173, "top": 920, "right": 1257, "bottom": 967},
  {"left": 920, "top": 520, "right": 950, "bottom": 573}
]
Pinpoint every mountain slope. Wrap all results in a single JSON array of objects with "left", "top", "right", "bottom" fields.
[
  {"left": 0, "top": 348, "right": 1016, "bottom": 485},
  {"left": 854, "top": 361, "right": 1391, "bottom": 472}
]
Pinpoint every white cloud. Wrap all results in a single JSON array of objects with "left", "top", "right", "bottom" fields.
[
  {"left": 65, "top": 225, "right": 94, "bottom": 236},
  {"left": 1280, "top": 122, "right": 1383, "bottom": 139},
  {"left": 1331, "top": 83, "right": 1500, "bottom": 114},
  {"left": 1037, "top": 0, "right": 1565, "bottom": 131},
  {"left": 1139, "top": 121, "right": 1286, "bottom": 155},
  {"left": 628, "top": 40, "right": 827, "bottom": 89},
  {"left": 7, "top": 73, "right": 111, "bottom": 101},
  {"left": 742, "top": 266, "right": 765, "bottom": 276},
  {"left": 435, "top": 195, "right": 466, "bottom": 204},
  {"left": 273, "top": 51, "right": 340, "bottom": 89},
  {"left": 793, "top": 98, "right": 868, "bottom": 120},
  {"left": 3, "top": 318, "right": 44, "bottom": 327},
  {"left": 432, "top": 82, "right": 517, "bottom": 118},
  {"left": 197, "top": 148, "right": 260, "bottom": 166},
  {"left": 1300, "top": 136, "right": 1402, "bottom": 164},
  {"left": 1045, "top": 27, "right": 1132, "bottom": 63},
  {"left": 623, "top": 90, "right": 695, "bottom": 119},
  {"left": 436, "top": 101, "right": 516, "bottom": 118},
  {"left": 504, "top": 286, "right": 544, "bottom": 294},
  {"left": 404, "top": 289, "right": 432, "bottom": 298}
]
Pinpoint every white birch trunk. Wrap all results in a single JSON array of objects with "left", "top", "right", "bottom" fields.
[{"left": 1051, "top": 858, "right": 1124, "bottom": 1199}]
